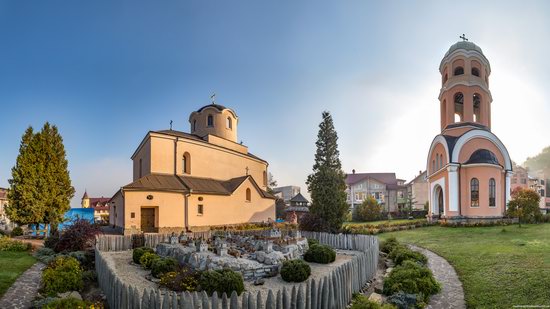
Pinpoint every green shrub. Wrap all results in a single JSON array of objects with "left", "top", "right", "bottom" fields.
[
  {"left": 389, "top": 247, "right": 427, "bottom": 266},
  {"left": 354, "top": 196, "right": 383, "bottom": 221},
  {"left": 42, "top": 256, "right": 83, "bottom": 296},
  {"left": 42, "top": 297, "right": 93, "bottom": 309},
  {"left": 350, "top": 293, "right": 397, "bottom": 309},
  {"left": 151, "top": 257, "right": 179, "bottom": 278},
  {"left": 380, "top": 237, "right": 400, "bottom": 254},
  {"left": 304, "top": 244, "right": 336, "bottom": 264},
  {"left": 34, "top": 247, "right": 57, "bottom": 264},
  {"left": 0, "top": 235, "right": 31, "bottom": 251},
  {"left": 383, "top": 260, "right": 440, "bottom": 303},
  {"left": 199, "top": 269, "right": 245, "bottom": 296},
  {"left": 139, "top": 252, "right": 160, "bottom": 269},
  {"left": 280, "top": 259, "right": 311, "bottom": 283},
  {"left": 307, "top": 238, "right": 319, "bottom": 247},
  {"left": 10, "top": 226, "right": 23, "bottom": 237},
  {"left": 133, "top": 247, "right": 155, "bottom": 264},
  {"left": 82, "top": 270, "right": 97, "bottom": 284},
  {"left": 160, "top": 267, "right": 200, "bottom": 292},
  {"left": 387, "top": 291, "right": 421, "bottom": 309}
]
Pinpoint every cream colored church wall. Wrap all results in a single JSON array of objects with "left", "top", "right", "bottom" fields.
[
  {"left": 147, "top": 135, "right": 268, "bottom": 190},
  {"left": 132, "top": 138, "right": 152, "bottom": 181},
  {"left": 187, "top": 179, "right": 275, "bottom": 228},
  {"left": 109, "top": 192, "right": 125, "bottom": 228},
  {"left": 123, "top": 191, "right": 186, "bottom": 232},
  {"left": 189, "top": 108, "right": 238, "bottom": 142},
  {"left": 460, "top": 165, "right": 505, "bottom": 216}
]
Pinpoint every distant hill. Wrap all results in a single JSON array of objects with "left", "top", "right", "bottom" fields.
[{"left": 524, "top": 146, "right": 550, "bottom": 176}]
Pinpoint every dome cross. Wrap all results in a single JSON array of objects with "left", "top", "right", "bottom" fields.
[{"left": 460, "top": 34, "right": 468, "bottom": 42}]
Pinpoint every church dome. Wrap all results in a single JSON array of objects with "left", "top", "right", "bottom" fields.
[
  {"left": 441, "top": 40, "right": 490, "bottom": 69},
  {"left": 197, "top": 103, "right": 229, "bottom": 113},
  {"left": 464, "top": 149, "right": 500, "bottom": 166}
]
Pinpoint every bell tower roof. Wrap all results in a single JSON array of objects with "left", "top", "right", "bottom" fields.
[{"left": 440, "top": 40, "right": 491, "bottom": 72}]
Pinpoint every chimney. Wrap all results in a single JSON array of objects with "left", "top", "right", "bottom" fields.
[
  {"left": 419, "top": 170, "right": 422, "bottom": 175},
  {"left": 352, "top": 169, "right": 356, "bottom": 174}
]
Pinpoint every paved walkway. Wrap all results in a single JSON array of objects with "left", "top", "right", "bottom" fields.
[
  {"left": 0, "top": 262, "right": 45, "bottom": 309},
  {"left": 409, "top": 245, "right": 466, "bottom": 309}
]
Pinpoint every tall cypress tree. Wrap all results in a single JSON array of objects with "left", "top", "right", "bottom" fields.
[
  {"left": 7, "top": 123, "right": 74, "bottom": 229},
  {"left": 306, "top": 111, "right": 348, "bottom": 232},
  {"left": 6, "top": 127, "right": 45, "bottom": 226}
]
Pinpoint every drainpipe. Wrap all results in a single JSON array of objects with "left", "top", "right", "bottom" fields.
[
  {"left": 184, "top": 192, "right": 191, "bottom": 231},
  {"left": 173, "top": 137, "right": 179, "bottom": 175}
]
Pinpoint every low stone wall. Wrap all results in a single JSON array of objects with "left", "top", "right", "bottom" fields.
[{"left": 95, "top": 232, "right": 379, "bottom": 309}]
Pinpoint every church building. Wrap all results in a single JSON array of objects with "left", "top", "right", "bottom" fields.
[
  {"left": 427, "top": 38, "right": 512, "bottom": 221},
  {"left": 109, "top": 102, "right": 276, "bottom": 234}
]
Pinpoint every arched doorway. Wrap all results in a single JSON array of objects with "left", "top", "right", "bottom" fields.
[{"left": 434, "top": 185, "right": 444, "bottom": 218}]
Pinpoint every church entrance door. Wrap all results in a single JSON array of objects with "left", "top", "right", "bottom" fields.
[{"left": 141, "top": 208, "right": 156, "bottom": 233}]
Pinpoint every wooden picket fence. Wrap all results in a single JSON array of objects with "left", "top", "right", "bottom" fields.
[{"left": 95, "top": 232, "right": 379, "bottom": 309}]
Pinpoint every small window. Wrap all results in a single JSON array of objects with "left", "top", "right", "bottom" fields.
[
  {"left": 131, "top": 212, "right": 135, "bottom": 218},
  {"left": 198, "top": 204, "right": 204, "bottom": 215},
  {"left": 432, "top": 160, "right": 435, "bottom": 173},
  {"left": 207, "top": 115, "right": 214, "bottom": 127},
  {"left": 182, "top": 152, "right": 191, "bottom": 174},
  {"left": 263, "top": 171, "right": 267, "bottom": 186},
  {"left": 246, "top": 188, "right": 251, "bottom": 202},
  {"left": 454, "top": 67, "right": 464, "bottom": 76},
  {"left": 226, "top": 117, "right": 232, "bottom": 129},
  {"left": 472, "top": 67, "right": 480, "bottom": 77},
  {"left": 489, "top": 178, "right": 496, "bottom": 207},
  {"left": 471, "top": 178, "right": 480, "bottom": 207}
]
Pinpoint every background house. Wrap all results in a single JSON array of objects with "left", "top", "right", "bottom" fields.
[
  {"left": 405, "top": 171, "right": 429, "bottom": 210},
  {"left": 345, "top": 171, "right": 407, "bottom": 213}
]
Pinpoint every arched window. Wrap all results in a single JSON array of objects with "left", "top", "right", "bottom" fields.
[
  {"left": 182, "top": 152, "right": 191, "bottom": 174},
  {"left": 246, "top": 188, "right": 251, "bottom": 202},
  {"left": 436, "top": 154, "right": 440, "bottom": 170},
  {"left": 472, "top": 67, "right": 480, "bottom": 77},
  {"left": 207, "top": 115, "right": 214, "bottom": 127},
  {"left": 454, "top": 67, "right": 464, "bottom": 76},
  {"left": 432, "top": 160, "right": 435, "bottom": 173},
  {"left": 226, "top": 117, "right": 232, "bottom": 129},
  {"left": 192, "top": 120, "right": 196, "bottom": 132},
  {"left": 454, "top": 92, "right": 464, "bottom": 122},
  {"left": 471, "top": 178, "right": 480, "bottom": 207},
  {"left": 489, "top": 178, "right": 496, "bottom": 207},
  {"left": 473, "top": 94, "right": 481, "bottom": 122}
]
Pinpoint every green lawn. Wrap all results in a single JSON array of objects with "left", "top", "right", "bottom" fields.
[
  {"left": 378, "top": 224, "right": 550, "bottom": 308},
  {"left": 0, "top": 251, "right": 36, "bottom": 297},
  {"left": 344, "top": 218, "right": 426, "bottom": 227}
]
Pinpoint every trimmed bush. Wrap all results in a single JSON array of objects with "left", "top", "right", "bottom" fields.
[
  {"left": 160, "top": 267, "right": 200, "bottom": 292},
  {"left": 383, "top": 260, "right": 440, "bottom": 303},
  {"left": 151, "top": 257, "right": 178, "bottom": 278},
  {"left": 380, "top": 237, "right": 400, "bottom": 254},
  {"left": 387, "top": 291, "right": 421, "bottom": 309},
  {"left": 82, "top": 269, "right": 97, "bottom": 284},
  {"left": 133, "top": 247, "right": 155, "bottom": 264},
  {"left": 389, "top": 247, "right": 427, "bottom": 266},
  {"left": 42, "top": 256, "right": 83, "bottom": 296},
  {"left": 307, "top": 238, "right": 319, "bottom": 247},
  {"left": 55, "top": 219, "right": 101, "bottom": 252},
  {"left": 350, "top": 294, "right": 397, "bottom": 309},
  {"left": 0, "top": 236, "right": 31, "bottom": 251},
  {"left": 280, "top": 259, "right": 311, "bottom": 283},
  {"left": 139, "top": 252, "right": 160, "bottom": 269},
  {"left": 199, "top": 269, "right": 245, "bottom": 296},
  {"left": 10, "top": 226, "right": 23, "bottom": 237},
  {"left": 304, "top": 244, "right": 336, "bottom": 264}
]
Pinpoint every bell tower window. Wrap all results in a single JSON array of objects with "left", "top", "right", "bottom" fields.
[
  {"left": 192, "top": 119, "right": 196, "bottom": 132},
  {"left": 454, "top": 67, "right": 464, "bottom": 76},
  {"left": 207, "top": 115, "right": 214, "bottom": 127},
  {"left": 226, "top": 117, "right": 232, "bottom": 129},
  {"left": 473, "top": 94, "right": 481, "bottom": 122},
  {"left": 472, "top": 67, "right": 480, "bottom": 77},
  {"left": 454, "top": 92, "right": 464, "bottom": 122}
]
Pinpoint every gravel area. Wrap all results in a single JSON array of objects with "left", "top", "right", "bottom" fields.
[{"left": 102, "top": 249, "right": 362, "bottom": 300}]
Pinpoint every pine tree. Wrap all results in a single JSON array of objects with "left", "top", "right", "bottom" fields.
[
  {"left": 7, "top": 123, "right": 74, "bottom": 230},
  {"left": 306, "top": 111, "right": 349, "bottom": 232},
  {"left": 6, "top": 127, "right": 45, "bottom": 226}
]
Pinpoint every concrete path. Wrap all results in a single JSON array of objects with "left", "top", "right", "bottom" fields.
[
  {"left": 0, "top": 262, "right": 45, "bottom": 309},
  {"left": 409, "top": 245, "right": 466, "bottom": 309}
]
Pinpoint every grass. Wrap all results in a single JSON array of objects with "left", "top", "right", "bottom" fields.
[
  {"left": 0, "top": 251, "right": 36, "bottom": 297},
  {"left": 344, "top": 218, "right": 426, "bottom": 227},
  {"left": 378, "top": 224, "right": 550, "bottom": 308}
]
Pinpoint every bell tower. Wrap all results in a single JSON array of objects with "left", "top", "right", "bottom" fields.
[{"left": 438, "top": 36, "right": 492, "bottom": 136}]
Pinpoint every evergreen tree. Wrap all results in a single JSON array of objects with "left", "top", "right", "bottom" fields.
[
  {"left": 7, "top": 123, "right": 74, "bottom": 229},
  {"left": 6, "top": 127, "right": 45, "bottom": 226},
  {"left": 306, "top": 111, "right": 348, "bottom": 232}
]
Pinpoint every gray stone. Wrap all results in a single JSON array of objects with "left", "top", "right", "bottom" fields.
[
  {"left": 368, "top": 292, "right": 383, "bottom": 304},
  {"left": 58, "top": 291, "right": 82, "bottom": 300}
]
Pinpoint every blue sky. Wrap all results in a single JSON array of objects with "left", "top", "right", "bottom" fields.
[{"left": 1, "top": 1, "right": 549, "bottom": 207}]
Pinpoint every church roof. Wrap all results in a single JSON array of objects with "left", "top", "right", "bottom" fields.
[
  {"left": 82, "top": 191, "right": 88, "bottom": 199},
  {"left": 346, "top": 173, "right": 397, "bottom": 186},
  {"left": 197, "top": 104, "right": 228, "bottom": 113},
  {"left": 122, "top": 173, "right": 275, "bottom": 199},
  {"left": 465, "top": 149, "right": 501, "bottom": 166},
  {"left": 444, "top": 41, "right": 485, "bottom": 58}
]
